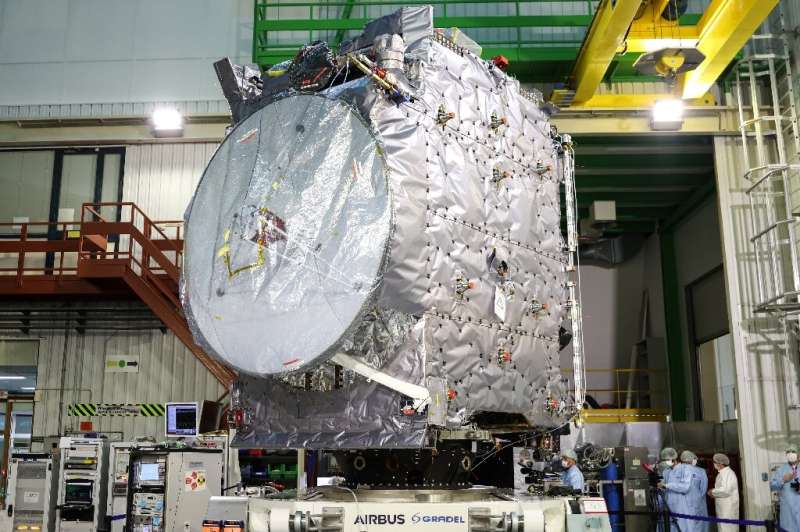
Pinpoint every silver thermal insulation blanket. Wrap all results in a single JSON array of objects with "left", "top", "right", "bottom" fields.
[{"left": 182, "top": 7, "right": 574, "bottom": 449}]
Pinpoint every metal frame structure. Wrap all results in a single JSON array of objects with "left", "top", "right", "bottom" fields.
[
  {"left": 562, "top": 136, "right": 586, "bottom": 410},
  {"left": 562, "top": 367, "right": 669, "bottom": 408},
  {"left": 681, "top": 0, "right": 779, "bottom": 99},
  {"left": 252, "top": 0, "right": 702, "bottom": 84},
  {"left": 736, "top": 33, "right": 800, "bottom": 315},
  {"left": 255, "top": 0, "right": 776, "bottom": 108},
  {"left": 565, "top": 0, "right": 645, "bottom": 105},
  {"left": 551, "top": 0, "right": 777, "bottom": 107},
  {"left": 0, "top": 202, "right": 236, "bottom": 387},
  {"left": 735, "top": 25, "right": 800, "bottom": 413},
  {"left": 255, "top": 0, "right": 589, "bottom": 66}
]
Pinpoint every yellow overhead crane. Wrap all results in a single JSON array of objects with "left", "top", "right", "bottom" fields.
[{"left": 551, "top": 0, "right": 778, "bottom": 108}]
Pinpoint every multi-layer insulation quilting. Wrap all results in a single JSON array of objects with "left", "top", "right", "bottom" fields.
[{"left": 182, "top": 7, "right": 576, "bottom": 449}]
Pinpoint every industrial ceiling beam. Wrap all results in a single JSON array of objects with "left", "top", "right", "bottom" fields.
[
  {"left": 482, "top": 47, "right": 579, "bottom": 62},
  {"left": 679, "top": 0, "right": 778, "bottom": 99},
  {"left": 577, "top": 206, "right": 674, "bottom": 219},
  {"left": 576, "top": 144, "right": 712, "bottom": 155},
  {"left": 566, "top": 92, "right": 715, "bottom": 108},
  {"left": 548, "top": 0, "right": 773, "bottom": 108},
  {"left": 255, "top": 15, "right": 593, "bottom": 32},
  {"left": 552, "top": 112, "right": 735, "bottom": 134},
  {"left": 622, "top": 3, "right": 700, "bottom": 53},
  {"left": 577, "top": 151, "right": 713, "bottom": 168},
  {"left": 623, "top": 26, "right": 700, "bottom": 53},
  {"left": 575, "top": 174, "right": 713, "bottom": 187},
  {"left": 567, "top": 0, "right": 645, "bottom": 104}
]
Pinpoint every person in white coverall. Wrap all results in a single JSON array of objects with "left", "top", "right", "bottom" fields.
[
  {"left": 559, "top": 449, "right": 584, "bottom": 493},
  {"left": 657, "top": 448, "right": 679, "bottom": 532},
  {"left": 661, "top": 450, "right": 703, "bottom": 532},
  {"left": 770, "top": 444, "right": 800, "bottom": 532},
  {"left": 684, "top": 450, "right": 709, "bottom": 532},
  {"left": 707, "top": 453, "right": 739, "bottom": 532}
]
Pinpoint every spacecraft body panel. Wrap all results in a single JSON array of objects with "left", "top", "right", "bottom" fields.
[
  {"left": 184, "top": 96, "right": 393, "bottom": 377},
  {"left": 182, "top": 7, "right": 575, "bottom": 449}
]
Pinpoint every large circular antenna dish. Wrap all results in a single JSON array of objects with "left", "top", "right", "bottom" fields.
[{"left": 183, "top": 95, "right": 391, "bottom": 376}]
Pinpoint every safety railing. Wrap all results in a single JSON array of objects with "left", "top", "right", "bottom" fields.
[
  {"left": 0, "top": 221, "right": 81, "bottom": 284},
  {"left": 78, "top": 202, "right": 184, "bottom": 308},
  {"left": 79, "top": 202, "right": 183, "bottom": 275},
  {"left": 0, "top": 204, "right": 236, "bottom": 387},
  {"left": 562, "top": 368, "right": 669, "bottom": 409},
  {"left": 735, "top": 33, "right": 800, "bottom": 315},
  {"left": 0, "top": 204, "right": 183, "bottom": 289}
]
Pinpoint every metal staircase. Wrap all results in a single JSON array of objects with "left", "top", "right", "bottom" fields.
[{"left": 0, "top": 202, "right": 236, "bottom": 387}]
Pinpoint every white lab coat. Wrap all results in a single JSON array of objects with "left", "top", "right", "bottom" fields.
[{"left": 711, "top": 466, "right": 739, "bottom": 532}]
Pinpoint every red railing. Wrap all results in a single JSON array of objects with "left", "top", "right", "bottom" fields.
[
  {"left": 0, "top": 204, "right": 184, "bottom": 285},
  {"left": 79, "top": 202, "right": 183, "bottom": 272},
  {"left": 78, "top": 203, "right": 184, "bottom": 306},
  {"left": 0, "top": 221, "right": 81, "bottom": 285},
  {"left": 0, "top": 202, "right": 236, "bottom": 387}
]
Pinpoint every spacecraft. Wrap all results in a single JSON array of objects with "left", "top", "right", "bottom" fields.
[{"left": 182, "top": 5, "right": 585, "bottom": 492}]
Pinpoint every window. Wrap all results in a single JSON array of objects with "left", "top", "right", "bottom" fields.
[
  {"left": 59, "top": 154, "right": 97, "bottom": 225},
  {"left": 686, "top": 266, "right": 735, "bottom": 421},
  {"left": 0, "top": 148, "right": 124, "bottom": 238},
  {"left": 0, "top": 151, "right": 54, "bottom": 235},
  {"left": 57, "top": 149, "right": 125, "bottom": 225},
  {"left": 101, "top": 153, "right": 123, "bottom": 220},
  {"left": 0, "top": 339, "right": 38, "bottom": 393},
  {"left": 11, "top": 407, "right": 33, "bottom": 450},
  {"left": 697, "top": 334, "right": 737, "bottom": 421}
]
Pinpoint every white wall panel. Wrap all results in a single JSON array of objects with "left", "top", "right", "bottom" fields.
[
  {"left": 123, "top": 143, "right": 219, "bottom": 220},
  {"left": 0, "top": 0, "right": 69, "bottom": 63},
  {"left": 63, "top": 1, "right": 137, "bottom": 62},
  {"left": 0, "top": 0, "right": 253, "bottom": 108},
  {"left": 714, "top": 135, "right": 800, "bottom": 520},
  {"left": 560, "top": 234, "right": 668, "bottom": 405},
  {"left": 32, "top": 328, "right": 224, "bottom": 441}
]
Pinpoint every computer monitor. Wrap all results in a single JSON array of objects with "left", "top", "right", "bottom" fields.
[
  {"left": 164, "top": 402, "right": 199, "bottom": 438},
  {"left": 199, "top": 400, "right": 222, "bottom": 434},
  {"left": 138, "top": 462, "right": 160, "bottom": 482},
  {"left": 64, "top": 480, "right": 93, "bottom": 504}
]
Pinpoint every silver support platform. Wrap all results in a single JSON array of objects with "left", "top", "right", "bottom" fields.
[{"left": 204, "top": 488, "right": 613, "bottom": 532}]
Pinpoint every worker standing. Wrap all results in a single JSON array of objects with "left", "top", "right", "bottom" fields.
[
  {"left": 560, "top": 449, "right": 584, "bottom": 493},
  {"left": 707, "top": 453, "right": 739, "bottom": 532},
  {"left": 770, "top": 444, "right": 800, "bottom": 531},
  {"left": 657, "top": 448, "right": 678, "bottom": 532},
  {"left": 660, "top": 450, "right": 701, "bottom": 532},
  {"left": 683, "top": 451, "right": 709, "bottom": 532}
]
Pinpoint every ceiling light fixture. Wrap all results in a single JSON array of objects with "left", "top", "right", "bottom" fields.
[
  {"left": 151, "top": 107, "right": 184, "bottom": 138},
  {"left": 651, "top": 99, "right": 684, "bottom": 131}
]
